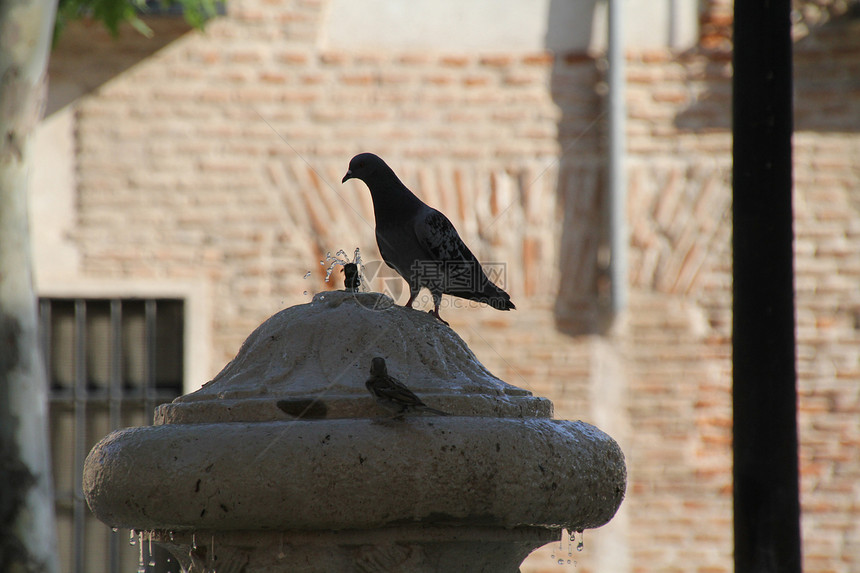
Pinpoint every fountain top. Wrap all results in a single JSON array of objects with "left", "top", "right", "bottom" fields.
[
  {"left": 156, "top": 290, "right": 552, "bottom": 424},
  {"left": 85, "top": 288, "right": 627, "bottom": 570}
]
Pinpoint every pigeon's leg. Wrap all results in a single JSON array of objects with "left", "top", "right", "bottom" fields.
[
  {"left": 428, "top": 292, "right": 449, "bottom": 326},
  {"left": 428, "top": 307, "right": 449, "bottom": 326},
  {"left": 405, "top": 285, "right": 420, "bottom": 308}
]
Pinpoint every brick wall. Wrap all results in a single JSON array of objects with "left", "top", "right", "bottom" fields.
[
  {"left": 42, "top": 2, "right": 860, "bottom": 571},
  {"left": 794, "top": 20, "right": 860, "bottom": 572}
]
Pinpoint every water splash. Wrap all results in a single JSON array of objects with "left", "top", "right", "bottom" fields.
[
  {"left": 552, "top": 528, "right": 582, "bottom": 568},
  {"left": 320, "top": 248, "right": 367, "bottom": 286},
  {"left": 148, "top": 532, "right": 156, "bottom": 567},
  {"left": 308, "top": 248, "right": 369, "bottom": 295},
  {"left": 551, "top": 531, "right": 564, "bottom": 562},
  {"left": 137, "top": 531, "right": 145, "bottom": 573},
  {"left": 209, "top": 534, "right": 216, "bottom": 571},
  {"left": 322, "top": 249, "right": 350, "bottom": 283}
]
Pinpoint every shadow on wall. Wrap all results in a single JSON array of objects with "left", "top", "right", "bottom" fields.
[
  {"left": 670, "top": 49, "right": 732, "bottom": 133},
  {"left": 675, "top": 13, "right": 860, "bottom": 134},
  {"left": 547, "top": 0, "right": 607, "bottom": 336},
  {"left": 791, "top": 15, "right": 860, "bottom": 134},
  {"left": 46, "top": 16, "right": 191, "bottom": 116}
]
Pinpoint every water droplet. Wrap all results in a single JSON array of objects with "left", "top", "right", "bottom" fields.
[
  {"left": 169, "top": 531, "right": 175, "bottom": 541},
  {"left": 557, "top": 558, "right": 565, "bottom": 565},
  {"left": 111, "top": 527, "right": 118, "bottom": 532},
  {"left": 148, "top": 560, "right": 156, "bottom": 567},
  {"left": 137, "top": 531, "right": 145, "bottom": 572},
  {"left": 320, "top": 247, "right": 363, "bottom": 284},
  {"left": 567, "top": 559, "right": 572, "bottom": 565},
  {"left": 303, "top": 271, "right": 311, "bottom": 279},
  {"left": 303, "top": 290, "right": 308, "bottom": 296},
  {"left": 129, "top": 530, "right": 137, "bottom": 546}
]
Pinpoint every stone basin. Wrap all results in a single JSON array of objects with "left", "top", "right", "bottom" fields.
[{"left": 84, "top": 290, "right": 626, "bottom": 572}]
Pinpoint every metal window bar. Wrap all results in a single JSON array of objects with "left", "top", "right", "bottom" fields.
[
  {"left": 145, "top": 299, "right": 157, "bottom": 424},
  {"left": 108, "top": 299, "right": 123, "bottom": 573},
  {"left": 73, "top": 300, "right": 87, "bottom": 573},
  {"left": 39, "top": 298, "right": 184, "bottom": 573}
]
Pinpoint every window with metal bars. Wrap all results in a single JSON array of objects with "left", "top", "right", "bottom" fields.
[{"left": 39, "top": 298, "right": 185, "bottom": 573}]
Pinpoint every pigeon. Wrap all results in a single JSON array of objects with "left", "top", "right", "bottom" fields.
[
  {"left": 342, "top": 152, "right": 515, "bottom": 324},
  {"left": 365, "top": 357, "right": 449, "bottom": 417}
]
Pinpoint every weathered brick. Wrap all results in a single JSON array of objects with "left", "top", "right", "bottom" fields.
[{"left": 43, "top": 5, "right": 860, "bottom": 573}]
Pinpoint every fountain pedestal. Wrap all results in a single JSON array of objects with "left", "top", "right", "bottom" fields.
[{"left": 84, "top": 291, "right": 626, "bottom": 572}]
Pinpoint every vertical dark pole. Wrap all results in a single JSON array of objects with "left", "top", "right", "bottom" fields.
[{"left": 732, "top": 1, "right": 801, "bottom": 573}]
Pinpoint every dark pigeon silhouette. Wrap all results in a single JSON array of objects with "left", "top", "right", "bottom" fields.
[
  {"left": 365, "top": 357, "right": 449, "bottom": 417},
  {"left": 342, "top": 152, "right": 515, "bottom": 323}
]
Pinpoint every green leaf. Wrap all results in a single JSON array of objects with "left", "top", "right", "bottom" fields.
[{"left": 53, "top": 0, "right": 220, "bottom": 42}]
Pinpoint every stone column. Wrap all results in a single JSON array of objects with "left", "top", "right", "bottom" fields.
[{"left": 85, "top": 290, "right": 626, "bottom": 572}]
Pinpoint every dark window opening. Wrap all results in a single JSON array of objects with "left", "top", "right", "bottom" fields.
[{"left": 39, "top": 297, "right": 185, "bottom": 573}]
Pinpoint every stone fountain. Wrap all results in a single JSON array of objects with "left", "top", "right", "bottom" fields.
[{"left": 84, "top": 289, "right": 626, "bottom": 572}]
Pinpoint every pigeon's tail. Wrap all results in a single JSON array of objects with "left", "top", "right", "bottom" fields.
[
  {"left": 470, "top": 282, "right": 516, "bottom": 311},
  {"left": 450, "top": 286, "right": 516, "bottom": 311},
  {"left": 416, "top": 405, "right": 451, "bottom": 416},
  {"left": 486, "top": 289, "right": 516, "bottom": 311},
  {"left": 488, "top": 297, "right": 516, "bottom": 311}
]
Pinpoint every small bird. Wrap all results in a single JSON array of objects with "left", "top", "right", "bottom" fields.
[
  {"left": 365, "top": 357, "right": 449, "bottom": 417},
  {"left": 342, "top": 153, "right": 515, "bottom": 324}
]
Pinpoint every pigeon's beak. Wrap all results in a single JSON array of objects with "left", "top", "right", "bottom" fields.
[{"left": 341, "top": 170, "right": 353, "bottom": 184}]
